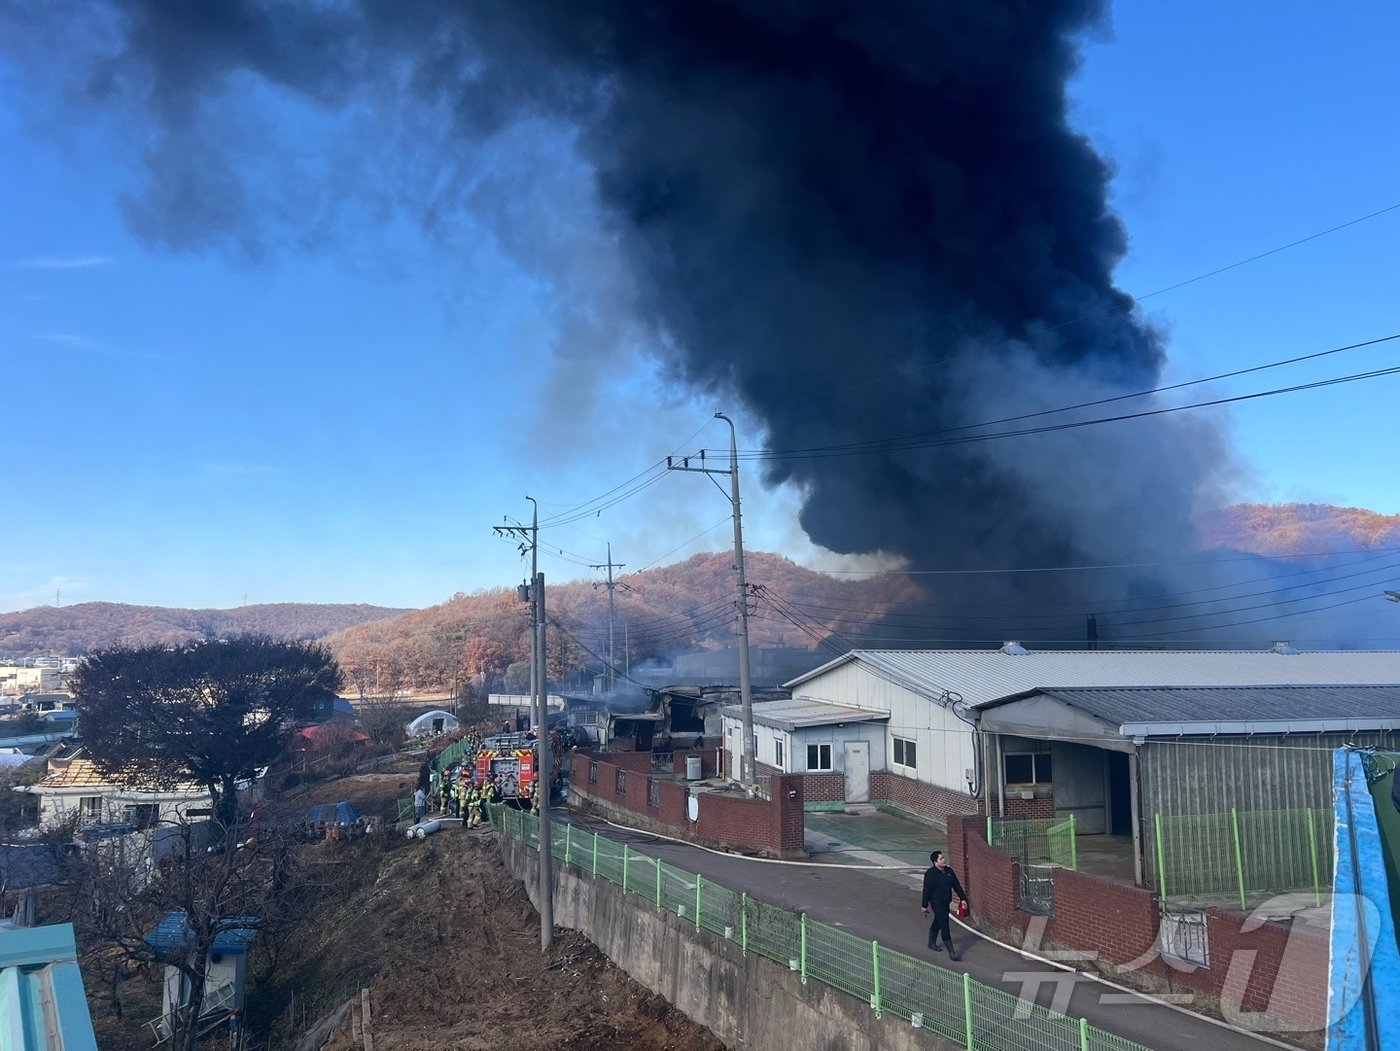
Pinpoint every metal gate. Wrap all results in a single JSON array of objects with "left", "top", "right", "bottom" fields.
[{"left": 993, "top": 818, "right": 1056, "bottom": 915}]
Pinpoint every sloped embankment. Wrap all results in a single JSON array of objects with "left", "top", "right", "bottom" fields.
[{"left": 268, "top": 825, "right": 727, "bottom": 1050}]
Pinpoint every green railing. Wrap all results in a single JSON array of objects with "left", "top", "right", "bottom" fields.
[
  {"left": 987, "top": 816, "right": 1078, "bottom": 870},
  {"left": 430, "top": 737, "right": 473, "bottom": 775},
  {"left": 1047, "top": 815, "right": 1078, "bottom": 870},
  {"left": 499, "top": 809, "right": 1153, "bottom": 1051},
  {"left": 1153, "top": 806, "right": 1331, "bottom": 909}
]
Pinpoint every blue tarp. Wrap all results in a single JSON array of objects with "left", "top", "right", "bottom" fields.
[{"left": 1327, "top": 749, "right": 1400, "bottom": 1048}]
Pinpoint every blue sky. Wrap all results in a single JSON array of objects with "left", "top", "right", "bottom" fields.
[{"left": 2, "top": 3, "right": 1398, "bottom": 614}]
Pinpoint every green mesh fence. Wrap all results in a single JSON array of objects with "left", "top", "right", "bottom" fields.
[
  {"left": 875, "top": 944, "right": 967, "bottom": 1040},
  {"left": 503, "top": 814, "right": 1154, "bottom": 1051},
  {"left": 1153, "top": 806, "right": 1330, "bottom": 907},
  {"left": 806, "top": 920, "right": 874, "bottom": 1003},
  {"left": 988, "top": 817, "right": 1058, "bottom": 863},
  {"left": 747, "top": 897, "right": 802, "bottom": 968},
  {"left": 969, "top": 981, "right": 1081, "bottom": 1051},
  {"left": 396, "top": 797, "right": 415, "bottom": 822},
  {"left": 1047, "top": 815, "right": 1078, "bottom": 870}
]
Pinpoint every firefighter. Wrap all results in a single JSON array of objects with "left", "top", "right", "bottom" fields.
[
  {"left": 462, "top": 782, "right": 477, "bottom": 828},
  {"left": 467, "top": 783, "right": 484, "bottom": 828},
  {"left": 530, "top": 778, "right": 541, "bottom": 815}
]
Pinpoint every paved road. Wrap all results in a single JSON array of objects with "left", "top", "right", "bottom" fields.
[{"left": 552, "top": 812, "right": 1300, "bottom": 1051}]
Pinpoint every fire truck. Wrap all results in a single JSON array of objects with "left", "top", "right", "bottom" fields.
[{"left": 473, "top": 731, "right": 569, "bottom": 804}]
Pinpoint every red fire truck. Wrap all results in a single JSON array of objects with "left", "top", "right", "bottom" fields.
[{"left": 474, "top": 731, "right": 569, "bottom": 803}]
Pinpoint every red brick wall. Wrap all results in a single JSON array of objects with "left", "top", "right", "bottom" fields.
[
  {"left": 1002, "top": 795, "right": 1055, "bottom": 820},
  {"left": 1165, "top": 909, "right": 1328, "bottom": 1030},
  {"left": 800, "top": 772, "right": 845, "bottom": 802},
  {"left": 945, "top": 808, "right": 1327, "bottom": 1033},
  {"left": 872, "top": 770, "right": 980, "bottom": 823},
  {"left": 1043, "top": 868, "right": 1157, "bottom": 966},
  {"left": 569, "top": 751, "right": 805, "bottom": 858},
  {"left": 605, "top": 750, "right": 654, "bottom": 774}
]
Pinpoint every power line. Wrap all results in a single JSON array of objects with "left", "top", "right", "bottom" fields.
[{"left": 733, "top": 356, "right": 1400, "bottom": 462}]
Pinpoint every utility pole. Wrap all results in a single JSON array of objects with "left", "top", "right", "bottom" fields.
[
  {"left": 667, "top": 412, "right": 755, "bottom": 786},
  {"left": 590, "top": 543, "right": 625, "bottom": 693},
  {"left": 494, "top": 499, "right": 539, "bottom": 728},
  {"left": 492, "top": 501, "right": 552, "bottom": 949},
  {"left": 536, "top": 570, "right": 553, "bottom": 950}
]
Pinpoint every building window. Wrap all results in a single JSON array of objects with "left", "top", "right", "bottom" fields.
[
  {"left": 807, "top": 743, "right": 833, "bottom": 772},
  {"left": 615, "top": 769, "right": 627, "bottom": 796},
  {"left": 124, "top": 803, "right": 159, "bottom": 831},
  {"left": 647, "top": 778, "right": 660, "bottom": 808},
  {"left": 79, "top": 796, "right": 103, "bottom": 819},
  {"left": 775, "top": 740, "right": 785, "bottom": 768},
  {"left": 893, "top": 737, "right": 917, "bottom": 771},
  {"left": 588, "top": 760, "right": 598, "bottom": 785},
  {"left": 1004, "top": 752, "right": 1052, "bottom": 786}
]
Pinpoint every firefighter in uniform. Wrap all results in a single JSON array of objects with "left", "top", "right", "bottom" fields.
[{"left": 468, "top": 782, "right": 483, "bottom": 828}]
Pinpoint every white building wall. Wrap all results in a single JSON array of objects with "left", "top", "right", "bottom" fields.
[
  {"left": 728, "top": 716, "right": 888, "bottom": 775},
  {"left": 792, "top": 662, "right": 976, "bottom": 792},
  {"left": 37, "top": 788, "right": 212, "bottom": 829}
]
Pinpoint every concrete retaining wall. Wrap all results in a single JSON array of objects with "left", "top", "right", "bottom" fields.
[{"left": 501, "top": 836, "right": 958, "bottom": 1051}]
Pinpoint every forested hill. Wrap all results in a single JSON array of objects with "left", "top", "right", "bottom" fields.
[
  {"left": 0, "top": 602, "right": 410, "bottom": 660},
  {"left": 1195, "top": 503, "right": 1400, "bottom": 557},
  {"left": 6, "top": 502, "right": 1394, "bottom": 671},
  {"left": 320, "top": 550, "right": 925, "bottom": 696}
]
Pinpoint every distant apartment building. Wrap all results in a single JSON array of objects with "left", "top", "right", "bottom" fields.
[{"left": 0, "top": 663, "right": 63, "bottom": 695}]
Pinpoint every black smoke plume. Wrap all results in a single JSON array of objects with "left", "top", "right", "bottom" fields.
[{"left": 3, "top": 2, "right": 1268, "bottom": 643}]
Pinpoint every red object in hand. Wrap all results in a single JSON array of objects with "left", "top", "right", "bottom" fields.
[{"left": 956, "top": 900, "right": 970, "bottom": 919}]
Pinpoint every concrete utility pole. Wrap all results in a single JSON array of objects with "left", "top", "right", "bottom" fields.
[
  {"left": 590, "top": 544, "right": 625, "bottom": 693},
  {"left": 535, "top": 570, "right": 554, "bottom": 950},
  {"left": 494, "top": 499, "right": 539, "bottom": 730},
  {"left": 667, "top": 412, "right": 755, "bottom": 786}
]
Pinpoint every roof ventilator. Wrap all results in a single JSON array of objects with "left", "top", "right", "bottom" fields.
[
  {"left": 1271, "top": 642, "right": 1299, "bottom": 655},
  {"left": 1000, "top": 641, "right": 1029, "bottom": 655}
]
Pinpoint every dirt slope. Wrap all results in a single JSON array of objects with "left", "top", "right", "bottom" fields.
[{"left": 280, "top": 774, "right": 726, "bottom": 1051}]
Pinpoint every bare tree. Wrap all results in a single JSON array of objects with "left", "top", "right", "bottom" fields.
[{"left": 54, "top": 812, "right": 325, "bottom": 1051}]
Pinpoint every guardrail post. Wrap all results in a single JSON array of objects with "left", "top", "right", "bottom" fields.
[
  {"left": 1154, "top": 813, "right": 1167, "bottom": 901},
  {"left": 565, "top": 822, "right": 573, "bottom": 866},
  {"left": 592, "top": 831, "right": 599, "bottom": 877},
  {"left": 962, "top": 972, "right": 974, "bottom": 1050},
  {"left": 695, "top": 874, "right": 703, "bottom": 932},
  {"left": 800, "top": 913, "right": 808, "bottom": 985},
  {"left": 1307, "top": 808, "right": 1321, "bottom": 907},
  {"left": 741, "top": 892, "right": 749, "bottom": 956},
  {"left": 623, "top": 843, "right": 631, "bottom": 890},
  {"left": 871, "top": 941, "right": 882, "bottom": 1018},
  {"left": 1231, "top": 807, "right": 1247, "bottom": 911},
  {"left": 655, "top": 858, "right": 663, "bottom": 909},
  {"left": 1079, "top": 1016, "right": 1089, "bottom": 1051},
  {"left": 1070, "top": 813, "right": 1077, "bottom": 870}
]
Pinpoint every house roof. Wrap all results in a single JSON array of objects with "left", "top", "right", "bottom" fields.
[
  {"left": 0, "top": 922, "right": 99, "bottom": 1051},
  {"left": 1016, "top": 685, "right": 1400, "bottom": 737},
  {"left": 146, "top": 912, "right": 258, "bottom": 956},
  {"left": 720, "top": 698, "right": 889, "bottom": 733},
  {"left": 784, "top": 648, "right": 1400, "bottom": 709},
  {"left": 29, "top": 758, "right": 205, "bottom": 795}
]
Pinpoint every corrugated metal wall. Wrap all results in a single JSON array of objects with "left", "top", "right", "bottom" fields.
[{"left": 1140, "top": 732, "right": 1400, "bottom": 817}]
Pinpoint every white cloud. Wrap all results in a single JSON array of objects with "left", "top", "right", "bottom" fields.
[
  {"left": 11, "top": 255, "right": 114, "bottom": 270},
  {"left": 34, "top": 332, "right": 104, "bottom": 351}
]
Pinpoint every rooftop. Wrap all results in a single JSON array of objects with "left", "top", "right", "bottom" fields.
[
  {"left": 786, "top": 648, "right": 1400, "bottom": 708},
  {"left": 720, "top": 697, "right": 889, "bottom": 732}
]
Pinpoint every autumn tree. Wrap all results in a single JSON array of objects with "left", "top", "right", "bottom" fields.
[{"left": 71, "top": 636, "right": 344, "bottom": 834}]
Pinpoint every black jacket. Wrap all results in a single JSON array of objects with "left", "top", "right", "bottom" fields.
[{"left": 921, "top": 864, "right": 967, "bottom": 909}]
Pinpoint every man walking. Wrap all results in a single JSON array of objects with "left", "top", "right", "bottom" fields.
[
  {"left": 921, "top": 849, "right": 968, "bottom": 961},
  {"left": 413, "top": 785, "right": 427, "bottom": 824}
]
